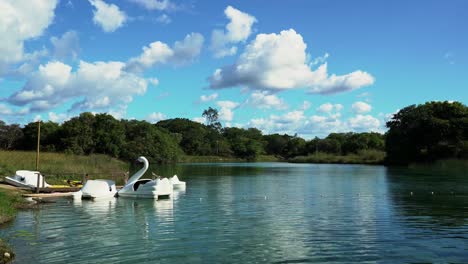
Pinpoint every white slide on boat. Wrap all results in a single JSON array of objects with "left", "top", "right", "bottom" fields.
[
  {"left": 117, "top": 156, "right": 173, "bottom": 199},
  {"left": 4, "top": 170, "right": 50, "bottom": 189},
  {"left": 170, "top": 175, "right": 186, "bottom": 190}
]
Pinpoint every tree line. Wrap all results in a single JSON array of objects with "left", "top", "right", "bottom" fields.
[{"left": 0, "top": 101, "right": 466, "bottom": 165}]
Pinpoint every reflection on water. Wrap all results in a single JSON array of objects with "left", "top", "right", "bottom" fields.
[{"left": 1, "top": 163, "right": 467, "bottom": 263}]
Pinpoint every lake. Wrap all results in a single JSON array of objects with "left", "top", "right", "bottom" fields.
[{"left": 1, "top": 162, "right": 467, "bottom": 263}]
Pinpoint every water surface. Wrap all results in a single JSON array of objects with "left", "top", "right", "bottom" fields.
[{"left": 1, "top": 163, "right": 467, "bottom": 263}]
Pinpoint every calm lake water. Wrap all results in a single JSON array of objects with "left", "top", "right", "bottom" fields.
[{"left": 1, "top": 162, "right": 467, "bottom": 263}]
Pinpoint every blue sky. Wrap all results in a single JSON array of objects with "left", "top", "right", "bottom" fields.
[{"left": 0, "top": 0, "right": 466, "bottom": 138}]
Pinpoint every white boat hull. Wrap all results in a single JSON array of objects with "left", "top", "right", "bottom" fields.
[
  {"left": 4, "top": 177, "right": 34, "bottom": 189},
  {"left": 80, "top": 180, "right": 117, "bottom": 199},
  {"left": 4, "top": 170, "right": 50, "bottom": 189}
]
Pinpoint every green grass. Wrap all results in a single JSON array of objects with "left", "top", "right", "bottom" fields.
[
  {"left": 0, "top": 189, "right": 24, "bottom": 225},
  {"left": 288, "top": 150, "right": 386, "bottom": 165},
  {"left": 0, "top": 187, "right": 28, "bottom": 263},
  {"left": 0, "top": 151, "right": 128, "bottom": 185}
]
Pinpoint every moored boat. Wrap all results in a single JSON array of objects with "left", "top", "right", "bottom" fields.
[
  {"left": 4, "top": 170, "right": 50, "bottom": 189},
  {"left": 117, "top": 156, "right": 173, "bottom": 199}
]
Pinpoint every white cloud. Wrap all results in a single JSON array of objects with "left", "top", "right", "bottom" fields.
[
  {"left": 246, "top": 91, "right": 287, "bottom": 110},
  {"left": 209, "top": 29, "right": 374, "bottom": 94},
  {"left": 248, "top": 109, "right": 384, "bottom": 138},
  {"left": 348, "top": 114, "right": 381, "bottom": 132},
  {"left": 0, "top": 0, "right": 57, "bottom": 65},
  {"left": 146, "top": 112, "right": 166, "bottom": 123},
  {"left": 299, "top": 101, "right": 312, "bottom": 111},
  {"left": 89, "top": 0, "right": 127, "bottom": 32},
  {"left": 50, "top": 30, "right": 80, "bottom": 60},
  {"left": 192, "top": 117, "right": 206, "bottom": 124},
  {"left": 352, "top": 101, "right": 372, "bottom": 114},
  {"left": 7, "top": 60, "right": 148, "bottom": 114},
  {"left": 126, "top": 32, "right": 204, "bottom": 72},
  {"left": 200, "top": 93, "right": 218, "bottom": 103},
  {"left": 309, "top": 52, "right": 329, "bottom": 67},
  {"left": 0, "top": 104, "right": 13, "bottom": 115},
  {"left": 211, "top": 6, "right": 257, "bottom": 58},
  {"left": 248, "top": 110, "right": 305, "bottom": 134},
  {"left": 130, "top": 0, "right": 175, "bottom": 11},
  {"left": 216, "top": 100, "right": 239, "bottom": 121},
  {"left": 317, "top": 103, "right": 343, "bottom": 114},
  {"left": 156, "top": 14, "right": 171, "bottom": 24},
  {"left": 48, "top": 112, "right": 71, "bottom": 123}
]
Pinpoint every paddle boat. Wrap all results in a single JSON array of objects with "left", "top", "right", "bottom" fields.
[
  {"left": 169, "top": 175, "right": 186, "bottom": 190},
  {"left": 4, "top": 170, "right": 50, "bottom": 189},
  {"left": 117, "top": 156, "right": 173, "bottom": 199},
  {"left": 80, "top": 179, "right": 117, "bottom": 199}
]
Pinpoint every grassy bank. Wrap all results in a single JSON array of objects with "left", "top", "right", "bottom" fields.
[
  {"left": 0, "top": 187, "right": 28, "bottom": 264},
  {"left": 288, "top": 150, "right": 386, "bottom": 165},
  {"left": 178, "top": 155, "right": 281, "bottom": 163},
  {"left": 0, "top": 151, "right": 128, "bottom": 185}
]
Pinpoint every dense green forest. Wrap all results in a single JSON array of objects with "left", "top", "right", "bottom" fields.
[{"left": 0, "top": 101, "right": 466, "bottom": 165}]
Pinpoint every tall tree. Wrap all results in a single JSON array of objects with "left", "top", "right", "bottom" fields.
[
  {"left": 202, "top": 107, "right": 219, "bottom": 126},
  {"left": 385, "top": 101, "right": 468, "bottom": 164}
]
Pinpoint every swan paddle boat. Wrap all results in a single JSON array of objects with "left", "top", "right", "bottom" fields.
[
  {"left": 169, "top": 175, "right": 186, "bottom": 190},
  {"left": 4, "top": 170, "right": 50, "bottom": 189},
  {"left": 118, "top": 156, "right": 173, "bottom": 199},
  {"left": 80, "top": 179, "right": 117, "bottom": 199}
]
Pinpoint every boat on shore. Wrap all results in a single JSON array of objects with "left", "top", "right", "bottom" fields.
[{"left": 4, "top": 170, "right": 50, "bottom": 189}]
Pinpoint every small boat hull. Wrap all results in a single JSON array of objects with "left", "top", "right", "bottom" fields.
[
  {"left": 4, "top": 170, "right": 50, "bottom": 189},
  {"left": 118, "top": 178, "right": 172, "bottom": 199},
  {"left": 80, "top": 180, "right": 117, "bottom": 199}
]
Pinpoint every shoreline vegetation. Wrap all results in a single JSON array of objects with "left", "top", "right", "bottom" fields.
[{"left": 0, "top": 186, "right": 30, "bottom": 264}]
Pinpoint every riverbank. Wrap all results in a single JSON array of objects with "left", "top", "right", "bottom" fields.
[
  {"left": 288, "top": 150, "right": 386, "bottom": 165},
  {"left": 0, "top": 185, "right": 30, "bottom": 264},
  {"left": 178, "top": 155, "right": 280, "bottom": 163}
]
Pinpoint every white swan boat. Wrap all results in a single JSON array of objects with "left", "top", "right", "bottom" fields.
[
  {"left": 4, "top": 170, "right": 50, "bottom": 189},
  {"left": 118, "top": 156, "right": 172, "bottom": 199},
  {"left": 169, "top": 175, "right": 186, "bottom": 190},
  {"left": 80, "top": 179, "right": 117, "bottom": 199}
]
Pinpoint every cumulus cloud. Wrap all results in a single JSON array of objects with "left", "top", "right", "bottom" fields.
[
  {"left": 50, "top": 31, "right": 80, "bottom": 60},
  {"left": 246, "top": 91, "right": 288, "bottom": 110},
  {"left": 348, "top": 114, "right": 381, "bottom": 132},
  {"left": 208, "top": 29, "right": 374, "bottom": 94},
  {"left": 146, "top": 112, "right": 166, "bottom": 123},
  {"left": 0, "top": 0, "right": 57, "bottom": 71},
  {"left": 249, "top": 109, "right": 383, "bottom": 138},
  {"left": 309, "top": 52, "right": 329, "bottom": 67},
  {"left": 211, "top": 6, "right": 257, "bottom": 58},
  {"left": 7, "top": 60, "right": 149, "bottom": 113},
  {"left": 351, "top": 101, "right": 372, "bottom": 114},
  {"left": 126, "top": 32, "right": 204, "bottom": 72},
  {"left": 216, "top": 100, "right": 239, "bottom": 121},
  {"left": 200, "top": 93, "right": 218, "bottom": 103},
  {"left": 89, "top": 0, "right": 127, "bottom": 32},
  {"left": 249, "top": 110, "right": 306, "bottom": 134},
  {"left": 130, "top": 0, "right": 175, "bottom": 10},
  {"left": 317, "top": 103, "right": 343, "bottom": 114}
]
